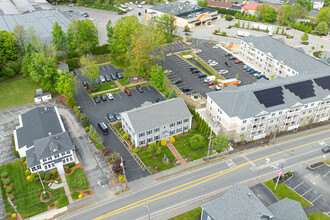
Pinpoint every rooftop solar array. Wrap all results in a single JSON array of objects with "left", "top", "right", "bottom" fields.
[
  {"left": 314, "top": 76, "right": 330, "bottom": 91},
  {"left": 284, "top": 80, "right": 315, "bottom": 99},
  {"left": 254, "top": 86, "right": 285, "bottom": 108}
]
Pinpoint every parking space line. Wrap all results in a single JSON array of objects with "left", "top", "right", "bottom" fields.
[
  {"left": 293, "top": 181, "right": 304, "bottom": 189},
  {"left": 302, "top": 188, "right": 313, "bottom": 196},
  {"left": 146, "top": 86, "right": 151, "bottom": 91},
  {"left": 117, "top": 93, "right": 122, "bottom": 99},
  {"left": 0, "top": 113, "right": 7, "bottom": 118},
  {"left": 323, "top": 170, "right": 330, "bottom": 177},
  {"left": 311, "top": 194, "right": 323, "bottom": 204}
]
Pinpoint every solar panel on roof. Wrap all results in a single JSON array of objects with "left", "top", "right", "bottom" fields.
[
  {"left": 314, "top": 76, "right": 330, "bottom": 91},
  {"left": 284, "top": 80, "right": 315, "bottom": 99},
  {"left": 254, "top": 86, "right": 285, "bottom": 108}
]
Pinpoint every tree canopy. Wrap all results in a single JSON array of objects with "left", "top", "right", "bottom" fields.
[
  {"left": 296, "top": 0, "right": 314, "bottom": 11},
  {"left": 190, "top": 134, "right": 204, "bottom": 150},
  {"left": 80, "top": 54, "right": 99, "bottom": 81},
  {"left": 211, "top": 134, "right": 229, "bottom": 153},
  {"left": 149, "top": 65, "right": 166, "bottom": 92},
  {"left": 315, "top": 21, "right": 329, "bottom": 35},
  {"left": 316, "top": 7, "right": 330, "bottom": 26}
]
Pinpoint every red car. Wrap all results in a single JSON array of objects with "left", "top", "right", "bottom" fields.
[
  {"left": 229, "top": 56, "right": 237, "bottom": 60},
  {"left": 208, "top": 81, "right": 217, "bottom": 86},
  {"left": 235, "top": 60, "right": 243, "bottom": 64},
  {"left": 124, "top": 89, "right": 132, "bottom": 96}
]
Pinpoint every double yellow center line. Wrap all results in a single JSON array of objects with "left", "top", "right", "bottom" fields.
[{"left": 94, "top": 137, "right": 330, "bottom": 219}]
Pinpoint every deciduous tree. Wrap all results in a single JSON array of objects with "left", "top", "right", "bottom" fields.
[
  {"left": 80, "top": 54, "right": 99, "bottom": 81},
  {"left": 265, "top": 7, "right": 277, "bottom": 23},
  {"left": 301, "top": 31, "right": 309, "bottom": 42},
  {"left": 190, "top": 134, "right": 204, "bottom": 150},
  {"left": 296, "top": 0, "right": 314, "bottom": 11},
  {"left": 211, "top": 134, "right": 229, "bottom": 153},
  {"left": 148, "top": 143, "right": 161, "bottom": 157},
  {"left": 315, "top": 21, "right": 329, "bottom": 34},
  {"left": 316, "top": 7, "right": 330, "bottom": 26},
  {"left": 13, "top": 25, "right": 27, "bottom": 52},
  {"left": 56, "top": 71, "right": 76, "bottom": 99},
  {"left": 149, "top": 65, "right": 166, "bottom": 92},
  {"left": 51, "top": 22, "right": 68, "bottom": 60}
]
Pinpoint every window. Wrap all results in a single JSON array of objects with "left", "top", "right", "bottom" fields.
[
  {"left": 311, "top": 103, "right": 314, "bottom": 107},
  {"left": 54, "top": 154, "right": 59, "bottom": 159},
  {"left": 279, "top": 111, "right": 282, "bottom": 115},
  {"left": 170, "top": 130, "right": 175, "bottom": 135},
  {"left": 37, "top": 165, "right": 41, "bottom": 169},
  {"left": 170, "top": 123, "right": 175, "bottom": 128},
  {"left": 243, "top": 120, "right": 247, "bottom": 124},
  {"left": 154, "top": 127, "right": 160, "bottom": 133},
  {"left": 146, "top": 130, "right": 152, "bottom": 135},
  {"left": 43, "top": 158, "right": 47, "bottom": 162},
  {"left": 139, "top": 132, "right": 145, "bottom": 138},
  {"left": 32, "top": 167, "right": 36, "bottom": 171},
  {"left": 302, "top": 111, "right": 306, "bottom": 115},
  {"left": 271, "top": 113, "right": 275, "bottom": 117},
  {"left": 211, "top": 100, "right": 213, "bottom": 104},
  {"left": 61, "top": 152, "right": 66, "bottom": 157},
  {"left": 268, "top": 127, "right": 272, "bottom": 130},
  {"left": 300, "top": 118, "right": 304, "bottom": 121},
  {"left": 184, "top": 125, "right": 189, "bottom": 131},
  {"left": 48, "top": 157, "right": 52, "bottom": 160},
  {"left": 210, "top": 107, "right": 212, "bottom": 111},
  {"left": 177, "top": 127, "right": 182, "bottom": 133},
  {"left": 306, "top": 116, "right": 310, "bottom": 120},
  {"left": 270, "top": 120, "right": 274, "bottom": 123},
  {"left": 177, "top": 120, "right": 182, "bottom": 125},
  {"left": 308, "top": 110, "right": 312, "bottom": 113},
  {"left": 304, "top": 105, "right": 308, "bottom": 108},
  {"left": 154, "top": 135, "right": 160, "bottom": 141},
  {"left": 66, "top": 151, "right": 71, "bottom": 155},
  {"left": 147, "top": 137, "right": 152, "bottom": 143},
  {"left": 184, "top": 118, "right": 189, "bottom": 123},
  {"left": 52, "top": 163, "right": 55, "bottom": 167},
  {"left": 241, "top": 127, "right": 245, "bottom": 131},
  {"left": 139, "top": 140, "right": 145, "bottom": 145}
]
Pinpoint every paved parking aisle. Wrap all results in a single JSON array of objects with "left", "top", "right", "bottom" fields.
[
  {"left": 250, "top": 183, "right": 278, "bottom": 207},
  {"left": 284, "top": 165, "right": 330, "bottom": 215}
]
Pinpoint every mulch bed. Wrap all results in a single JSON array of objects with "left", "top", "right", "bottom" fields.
[
  {"left": 272, "top": 172, "right": 292, "bottom": 184},
  {"left": 40, "top": 191, "right": 52, "bottom": 203},
  {"left": 310, "top": 162, "right": 324, "bottom": 168},
  {"left": 6, "top": 190, "right": 14, "bottom": 196},
  {"left": 3, "top": 182, "right": 13, "bottom": 188},
  {"left": 72, "top": 189, "right": 93, "bottom": 202},
  {"left": 64, "top": 163, "right": 83, "bottom": 176},
  {"left": 47, "top": 199, "right": 58, "bottom": 211},
  {"left": 1, "top": 175, "right": 10, "bottom": 181},
  {"left": 25, "top": 172, "right": 61, "bottom": 183}
]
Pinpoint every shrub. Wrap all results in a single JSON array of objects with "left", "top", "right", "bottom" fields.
[
  {"left": 51, "top": 173, "right": 58, "bottom": 180},
  {"left": 287, "top": 171, "right": 292, "bottom": 176},
  {"left": 71, "top": 191, "right": 80, "bottom": 199},
  {"left": 11, "top": 213, "right": 17, "bottom": 218},
  {"left": 50, "top": 203, "right": 55, "bottom": 207},
  {"left": 132, "top": 147, "right": 141, "bottom": 153},
  {"left": 67, "top": 162, "right": 76, "bottom": 168},
  {"left": 6, "top": 187, "right": 13, "bottom": 194},
  {"left": 45, "top": 172, "right": 51, "bottom": 181},
  {"left": 1, "top": 172, "right": 8, "bottom": 178},
  {"left": 184, "top": 24, "right": 190, "bottom": 32},
  {"left": 27, "top": 175, "right": 31, "bottom": 180},
  {"left": 108, "top": 152, "right": 120, "bottom": 164},
  {"left": 23, "top": 161, "right": 27, "bottom": 170},
  {"left": 65, "top": 166, "right": 71, "bottom": 174},
  {"left": 101, "top": 148, "right": 111, "bottom": 157},
  {"left": 22, "top": 156, "right": 26, "bottom": 163},
  {"left": 123, "top": 133, "right": 129, "bottom": 140},
  {"left": 78, "top": 194, "right": 83, "bottom": 199},
  {"left": 25, "top": 170, "right": 31, "bottom": 176},
  {"left": 85, "top": 127, "right": 90, "bottom": 132},
  {"left": 96, "top": 142, "right": 105, "bottom": 150},
  {"left": 13, "top": 146, "right": 19, "bottom": 158},
  {"left": 8, "top": 195, "right": 14, "bottom": 201},
  {"left": 79, "top": 114, "right": 90, "bottom": 128},
  {"left": 221, "top": 32, "right": 227, "bottom": 36},
  {"left": 311, "top": 164, "right": 315, "bottom": 168},
  {"left": 30, "top": 173, "right": 36, "bottom": 179},
  {"left": 225, "top": 15, "right": 233, "bottom": 21},
  {"left": 39, "top": 171, "right": 45, "bottom": 179},
  {"left": 67, "top": 58, "right": 80, "bottom": 69},
  {"left": 51, "top": 170, "right": 57, "bottom": 175},
  {"left": 169, "top": 136, "right": 175, "bottom": 143},
  {"left": 91, "top": 44, "right": 111, "bottom": 55},
  {"left": 161, "top": 139, "right": 167, "bottom": 146},
  {"left": 119, "top": 128, "right": 123, "bottom": 133},
  {"left": 34, "top": 177, "right": 39, "bottom": 182},
  {"left": 67, "top": 97, "right": 77, "bottom": 109},
  {"left": 3, "top": 179, "right": 11, "bottom": 185},
  {"left": 83, "top": 190, "right": 90, "bottom": 194}
]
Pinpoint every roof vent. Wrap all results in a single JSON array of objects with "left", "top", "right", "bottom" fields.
[
  {"left": 248, "top": 193, "right": 251, "bottom": 197},
  {"left": 49, "top": 132, "right": 52, "bottom": 138}
]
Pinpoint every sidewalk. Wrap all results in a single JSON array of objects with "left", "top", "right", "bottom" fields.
[
  {"left": 167, "top": 141, "right": 186, "bottom": 165},
  {"left": 114, "top": 80, "right": 125, "bottom": 91},
  {"left": 61, "top": 174, "right": 73, "bottom": 203}
]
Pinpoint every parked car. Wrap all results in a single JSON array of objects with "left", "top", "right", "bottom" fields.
[
  {"left": 164, "top": 70, "right": 172, "bottom": 74},
  {"left": 136, "top": 85, "right": 144, "bottom": 92},
  {"left": 225, "top": 61, "right": 231, "bottom": 67},
  {"left": 209, "top": 61, "right": 218, "bottom": 66},
  {"left": 225, "top": 53, "right": 232, "bottom": 57},
  {"left": 322, "top": 146, "right": 330, "bottom": 153},
  {"left": 190, "top": 67, "right": 197, "bottom": 71},
  {"left": 137, "top": 4, "right": 142, "bottom": 8},
  {"left": 100, "top": 95, "right": 107, "bottom": 101},
  {"left": 208, "top": 81, "right": 217, "bottom": 85},
  {"left": 198, "top": 73, "right": 207, "bottom": 78},
  {"left": 95, "top": 78, "right": 101, "bottom": 84},
  {"left": 207, "top": 59, "right": 213, "bottom": 64},
  {"left": 257, "top": 74, "right": 269, "bottom": 80},
  {"left": 116, "top": 72, "right": 124, "bottom": 79},
  {"left": 215, "top": 84, "right": 222, "bottom": 90},
  {"left": 185, "top": 33, "right": 191, "bottom": 36},
  {"left": 77, "top": 106, "right": 82, "bottom": 113},
  {"left": 108, "top": 113, "right": 116, "bottom": 122},
  {"left": 194, "top": 49, "right": 202, "bottom": 54},
  {"left": 82, "top": 12, "right": 89, "bottom": 17},
  {"left": 182, "top": 87, "right": 192, "bottom": 92},
  {"left": 110, "top": 73, "right": 117, "bottom": 80},
  {"left": 106, "top": 93, "right": 114, "bottom": 100},
  {"left": 105, "top": 75, "right": 111, "bottom": 82},
  {"left": 124, "top": 89, "right": 132, "bottom": 96},
  {"left": 229, "top": 56, "right": 237, "bottom": 60},
  {"left": 172, "top": 79, "right": 182, "bottom": 84},
  {"left": 93, "top": 96, "right": 101, "bottom": 103},
  {"left": 114, "top": 112, "right": 121, "bottom": 120},
  {"left": 246, "top": 68, "right": 253, "bottom": 72},
  {"left": 235, "top": 60, "right": 243, "bottom": 64},
  {"left": 219, "top": 70, "right": 228, "bottom": 74},
  {"left": 69, "top": 4, "right": 75, "bottom": 6},
  {"left": 213, "top": 44, "right": 220, "bottom": 49},
  {"left": 82, "top": 81, "right": 88, "bottom": 87},
  {"left": 243, "top": 65, "right": 249, "bottom": 70},
  {"left": 192, "top": 69, "right": 201, "bottom": 74},
  {"left": 99, "top": 75, "right": 106, "bottom": 83}
]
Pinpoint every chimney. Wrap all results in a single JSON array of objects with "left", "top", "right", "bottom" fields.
[
  {"left": 49, "top": 132, "right": 52, "bottom": 138},
  {"left": 248, "top": 193, "right": 251, "bottom": 197}
]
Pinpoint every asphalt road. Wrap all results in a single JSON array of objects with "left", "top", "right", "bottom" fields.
[{"left": 60, "top": 130, "right": 330, "bottom": 220}]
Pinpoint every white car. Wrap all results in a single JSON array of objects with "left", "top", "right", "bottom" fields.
[
  {"left": 215, "top": 85, "right": 222, "bottom": 90},
  {"left": 194, "top": 49, "right": 202, "bottom": 54},
  {"left": 141, "top": 1, "right": 145, "bottom": 4},
  {"left": 137, "top": 4, "right": 142, "bottom": 8},
  {"left": 69, "top": 4, "right": 75, "bottom": 7},
  {"left": 210, "top": 61, "right": 218, "bottom": 66},
  {"left": 207, "top": 59, "right": 213, "bottom": 64},
  {"left": 106, "top": 93, "right": 114, "bottom": 100},
  {"left": 99, "top": 75, "right": 106, "bottom": 83},
  {"left": 213, "top": 44, "right": 220, "bottom": 49},
  {"left": 164, "top": 70, "right": 172, "bottom": 73},
  {"left": 219, "top": 70, "right": 228, "bottom": 74}
]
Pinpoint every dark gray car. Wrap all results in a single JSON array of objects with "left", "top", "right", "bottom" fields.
[
  {"left": 111, "top": 73, "right": 118, "bottom": 80},
  {"left": 107, "top": 113, "right": 116, "bottom": 122},
  {"left": 116, "top": 72, "right": 124, "bottom": 79},
  {"left": 105, "top": 75, "right": 111, "bottom": 82},
  {"left": 114, "top": 112, "right": 121, "bottom": 120}
]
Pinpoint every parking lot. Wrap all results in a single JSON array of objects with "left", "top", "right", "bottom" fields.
[
  {"left": 284, "top": 164, "right": 330, "bottom": 215},
  {"left": 197, "top": 41, "right": 258, "bottom": 86}
]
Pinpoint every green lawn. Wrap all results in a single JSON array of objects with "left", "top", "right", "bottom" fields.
[
  {"left": 66, "top": 168, "right": 90, "bottom": 191},
  {"left": 173, "top": 130, "right": 209, "bottom": 161},
  {"left": 263, "top": 180, "right": 312, "bottom": 208},
  {"left": 0, "top": 76, "right": 42, "bottom": 110},
  {"left": 307, "top": 213, "right": 330, "bottom": 220},
  {"left": 74, "top": 3, "right": 121, "bottom": 12},
  {"left": 90, "top": 81, "right": 118, "bottom": 94},
  {"left": 169, "top": 207, "right": 202, "bottom": 220},
  {"left": 0, "top": 161, "right": 66, "bottom": 218},
  {"left": 325, "top": 159, "right": 330, "bottom": 165},
  {"left": 137, "top": 146, "right": 176, "bottom": 173},
  {"left": 95, "top": 54, "right": 112, "bottom": 64},
  {"left": 124, "top": 82, "right": 150, "bottom": 90}
]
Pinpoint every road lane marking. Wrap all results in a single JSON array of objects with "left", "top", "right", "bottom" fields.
[{"left": 93, "top": 136, "right": 330, "bottom": 219}]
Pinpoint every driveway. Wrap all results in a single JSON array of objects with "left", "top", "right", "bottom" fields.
[
  {"left": 249, "top": 183, "right": 278, "bottom": 207},
  {"left": 284, "top": 164, "right": 330, "bottom": 215}
]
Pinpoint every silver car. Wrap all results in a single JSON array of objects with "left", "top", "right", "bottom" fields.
[{"left": 99, "top": 75, "right": 106, "bottom": 83}]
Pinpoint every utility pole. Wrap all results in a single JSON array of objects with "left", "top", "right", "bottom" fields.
[
  {"left": 207, "top": 133, "right": 212, "bottom": 161},
  {"left": 147, "top": 200, "right": 150, "bottom": 220},
  {"left": 8, "top": 197, "right": 22, "bottom": 220},
  {"left": 121, "top": 157, "right": 128, "bottom": 189}
]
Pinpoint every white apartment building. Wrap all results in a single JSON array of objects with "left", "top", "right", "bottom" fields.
[
  {"left": 14, "top": 107, "right": 76, "bottom": 174},
  {"left": 121, "top": 98, "right": 192, "bottom": 147},
  {"left": 312, "top": 0, "right": 324, "bottom": 10},
  {"left": 239, "top": 36, "right": 329, "bottom": 78},
  {"left": 206, "top": 73, "right": 330, "bottom": 141}
]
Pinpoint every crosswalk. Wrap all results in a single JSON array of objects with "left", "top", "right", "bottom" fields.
[{"left": 226, "top": 159, "right": 236, "bottom": 168}]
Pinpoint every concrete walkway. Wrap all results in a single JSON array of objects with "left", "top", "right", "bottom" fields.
[
  {"left": 114, "top": 80, "right": 125, "bottom": 91},
  {"left": 61, "top": 174, "right": 73, "bottom": 203},
  {"left": 166, "top": 141, "right": 186, "bottom": 165}
]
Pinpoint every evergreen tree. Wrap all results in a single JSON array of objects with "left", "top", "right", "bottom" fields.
[{"left": 276, "top": 27, "right": 279, "bottom": 34}]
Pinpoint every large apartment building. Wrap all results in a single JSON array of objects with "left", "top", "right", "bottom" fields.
[
  {"left": 239, "top": 36, "right": 329, "bottom": 78},
  {"left": 121, "top": 98, "right": 192, "bottom": 147},
  {"left": 206, "top": 73, "right": 330, "bottom": 141}
]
